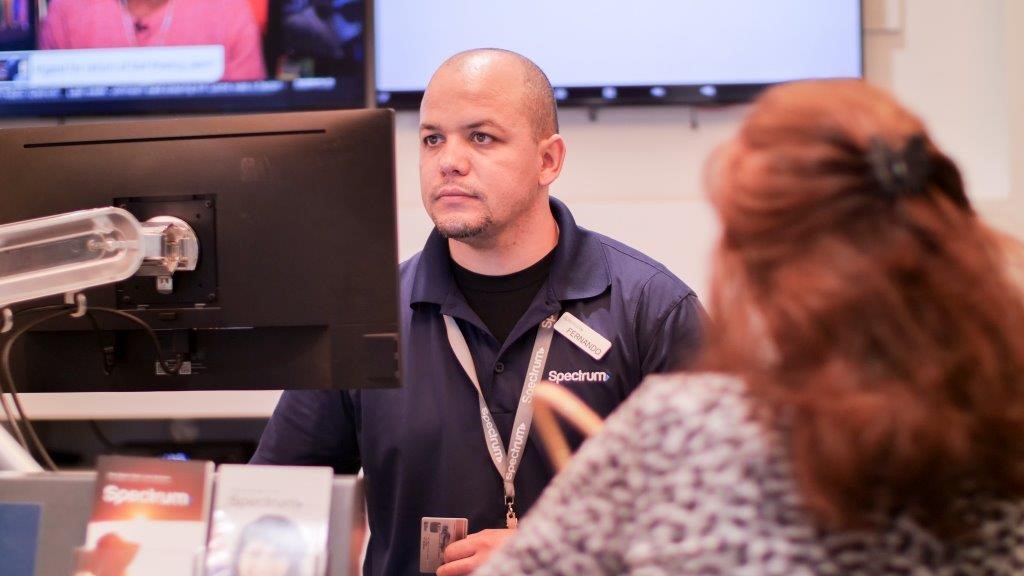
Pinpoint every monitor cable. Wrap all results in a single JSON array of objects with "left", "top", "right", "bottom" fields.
[
  {"left": 0, "top": 304, "right": 76, "bottom": 451},
  {"left": 0, "top": 303, "right": 186, "bottom": 471},
  {"left": 0, "top": 306, "right": 77, "bottom": 471}
]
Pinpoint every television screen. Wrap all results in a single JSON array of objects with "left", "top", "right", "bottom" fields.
[
  {"left": 0, "top": 108, "right": 400, "bottom": 392},
  {"left": 375, "top": 0, "right": 862, "bottom": 108},
  {"left": 0, "top": 0, "right": 367, "bottom": 117}
]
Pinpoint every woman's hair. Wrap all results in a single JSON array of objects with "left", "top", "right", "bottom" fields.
[
  {"left": 700, "top": 79, "right": 1024, "bottom": 536},
  {"left": 231, "top": 514, "right": 307, "bottom": 576}
]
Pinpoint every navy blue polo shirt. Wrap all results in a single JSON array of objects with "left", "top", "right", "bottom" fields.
[{"left": 251, "top": 197, "right": 704, "bottom": 576}]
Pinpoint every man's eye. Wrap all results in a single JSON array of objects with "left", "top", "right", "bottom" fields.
[
  {"left": 423, "top": 134, "right": 441, "bottom": 146},
  {"left": 471, "top": 132, "right": 493, "bottom": 144}
]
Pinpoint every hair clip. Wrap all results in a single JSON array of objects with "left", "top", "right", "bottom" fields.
[{"left": 867, "top": 135, "right": 928, "bottom": 197}]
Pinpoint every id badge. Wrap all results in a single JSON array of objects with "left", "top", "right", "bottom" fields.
[
  {"left": 419, "top": 516, "right": 468, "bottom": 573},
  {"left": 554, "top": 312, "right": 612, "bottom": 360}
]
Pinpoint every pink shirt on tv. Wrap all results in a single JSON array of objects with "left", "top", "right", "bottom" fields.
[{"left": 39, "top": 0, "right": 266, "bottom": 81}]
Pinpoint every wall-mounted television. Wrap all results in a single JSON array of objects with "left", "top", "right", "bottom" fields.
[
  {"left": 375, "top": 0, "right": 862, "bottom": 109},
  {"left": 0, "top": 0, "right": 368, "bottom": 117}
]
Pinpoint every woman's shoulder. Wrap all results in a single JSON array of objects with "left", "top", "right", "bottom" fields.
[
  {"left": 623, "top": 372, "right": 751, "bottom": 423},
  {"left": 604, "top": 372, "right": 764, "bottom": 460},
  {"left": 637, "top": 371, "right": 746, "bottom": 399}
]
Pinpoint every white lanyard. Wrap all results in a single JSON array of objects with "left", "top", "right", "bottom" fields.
[{"left": 442, "top": 313, "right": 557, "bottom": 529}]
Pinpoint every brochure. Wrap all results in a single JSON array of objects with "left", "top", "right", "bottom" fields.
[
  {"left": 74, "top": 455, "right": 214, "bottom": 576},
  {"left": 204, "top": 464, "right": 334, "bottom": 576}
]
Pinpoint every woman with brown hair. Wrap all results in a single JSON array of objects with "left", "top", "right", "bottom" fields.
[{"left": 470, "top": 80, "right": 1024, "bottom": 575}]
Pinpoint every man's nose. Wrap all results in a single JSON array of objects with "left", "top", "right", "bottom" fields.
[{"left": 438, "top": 140, "right": 469, "bottom": 177}]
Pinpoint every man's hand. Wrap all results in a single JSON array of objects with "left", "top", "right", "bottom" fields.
[{"left": 435, "top": 528, "right": 515, "bottom": 576}]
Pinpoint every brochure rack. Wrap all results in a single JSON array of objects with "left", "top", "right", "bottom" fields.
[{"left": 0, "top": 471, "right": 365, "bottom": 576}]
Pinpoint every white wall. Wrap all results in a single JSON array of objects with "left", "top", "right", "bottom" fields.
[
  {"left": 6, "top": 0, "right": 1022, "bottom": 418},
  {"left": 396, "top": 0, "right": 1020, "bottom": 301}
]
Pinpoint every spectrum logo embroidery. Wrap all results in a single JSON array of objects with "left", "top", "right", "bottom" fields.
[{"left": 546, "top": 370, "right": 611, "bottom": 383}]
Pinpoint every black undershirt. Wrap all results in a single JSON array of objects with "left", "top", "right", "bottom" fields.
[{"left": 451, "top": 248, "right": 556, "bottom": 345}]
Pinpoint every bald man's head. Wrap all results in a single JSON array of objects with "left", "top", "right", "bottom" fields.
[{"left": 427, "top": 48, "right": 559, "bottom": 140}]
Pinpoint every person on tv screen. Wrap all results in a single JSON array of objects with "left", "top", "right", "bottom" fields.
[
  {"left": 250, "top": 48, "right": 706, "bottom": 575},
  {"left": 472, "top": 79, "right": 1024, "bottom": 575},
  {"left": 38, "top": 0, "right": 266, "bottom": 81}
]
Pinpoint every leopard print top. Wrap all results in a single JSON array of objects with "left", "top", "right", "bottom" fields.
[{"left": 474, "top": 373, "right": 1024, "bottom": 575}]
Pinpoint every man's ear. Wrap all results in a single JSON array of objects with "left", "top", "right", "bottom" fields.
[{"left": 537, "top": 134, "right": 566, "bottom": 187}]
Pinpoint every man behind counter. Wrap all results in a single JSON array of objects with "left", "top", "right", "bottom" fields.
[{"left": 251, "top": 48, "right": 705, "bottom": 575}]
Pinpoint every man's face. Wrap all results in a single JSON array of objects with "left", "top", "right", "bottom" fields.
[{"left": 419, "top": 56, "right": 548, "bottom": 244}]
